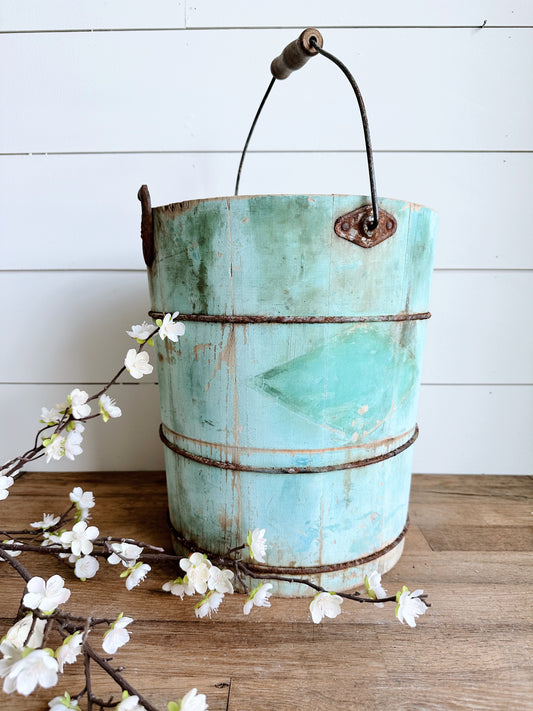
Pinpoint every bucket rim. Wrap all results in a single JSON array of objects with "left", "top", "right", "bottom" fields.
[{"left": 153, "top": 193, "right": 436, "bottom": 216}]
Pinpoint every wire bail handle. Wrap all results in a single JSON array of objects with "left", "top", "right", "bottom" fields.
[{"left": 235, "top": 28, "right": 397, "bottom": 248}]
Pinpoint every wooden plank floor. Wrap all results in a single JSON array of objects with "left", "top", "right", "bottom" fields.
[{"left": 1, "top": 472, "right": 532, "bottom": 710}]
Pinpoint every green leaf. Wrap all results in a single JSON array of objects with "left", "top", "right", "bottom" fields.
[
  {"left": 396, "top": 585, "right": 408, "bottom": 602},
  {"left": 168, "top": 702, "right": 180, "bottom": 711}
]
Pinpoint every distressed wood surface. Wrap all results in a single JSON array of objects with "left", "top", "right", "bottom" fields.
[{"left": 0, "top": 471, "right": 531, "bottom": 710}]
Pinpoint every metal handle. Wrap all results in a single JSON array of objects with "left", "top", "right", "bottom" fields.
[
  {"left": 270, "top": 28, "right": 323, "bottom": 80},
  {"left": 235, "top": 28, "right": 395, "bottom": 244}
]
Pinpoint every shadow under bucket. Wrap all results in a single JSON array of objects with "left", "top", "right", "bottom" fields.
[{"left": 143, "top": 192, "right": 437, "bottom": 595}]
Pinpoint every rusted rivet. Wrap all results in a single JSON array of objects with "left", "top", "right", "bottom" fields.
[
  {"left": 386, "top": 220, "right": 394, "bottom": 230},
  {"left": 341, "top": 221, "right": 350, "bottom": 231}
]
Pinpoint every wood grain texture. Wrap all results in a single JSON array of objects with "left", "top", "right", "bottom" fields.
[
  {"left": 1, "top": 29, "right": 531, "bottom": 152},
  {"left": 0, "top": 471, "right": 531, "bottom": 710}
]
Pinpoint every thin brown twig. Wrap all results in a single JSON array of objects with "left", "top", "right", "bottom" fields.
[
  {"left": 84, "top": 642, "right": 159, "bottom": 711},
  {"left": 0, "top": 547, "right": 32, "bottom": 582}
]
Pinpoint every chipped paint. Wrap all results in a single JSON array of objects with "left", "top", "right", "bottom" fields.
[
  {"left": 193, "top": 342, "right": 212, "bottom": 360},
  {"left": 148, "top": 194, "right": 437, "bottom": 595}
]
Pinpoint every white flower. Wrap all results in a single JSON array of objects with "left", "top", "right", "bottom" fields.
[
  {"left": 68, "top": 389, "right": 91, "bottom": 419},
  {"left": 194, "top": 590, "right": 224, "bottom": 619},
  {"left": 123, "top": 562, "right": 151, "bottom": 590},
  {"left": 0, "top": 475, "right": 14, "bottom": 500},
  {"left": 40, "top": 406, "right": 62, "bottom": 426},
  {"left": 31, "top": 514, "right": 61, "bottom": 530},
  {"left": 55, "top": 632, "right": 83, "bottom": 673},
  {"left": 74, "top": 555, "right": 100, "bottom": 580},
  {"left": 107, "top": 542, "right": 143, "bottom": 567},
  {"left": 162, "top": 576, "right": 195, "bottom": 599},
  {"left": 0, "top": 539, "right": 23, "bottom": 558},
  {"left": 124, "top": 349, "right": 153, "bottom": 379},
  {"left": 69, "top": 487, "right": 95, "bottom": 511},
  {"left": 69, "top": 421, "right": 85, "bottom": 435},
  {"left": 43, "top": 434, "right": 65, "bottom": 463},
  {"left": 176, "top": 687, "right": 209, "bottom": 711},
  {"left": 99, "top": 394, "right": 122, "bottom": 423},
  {"left": 102, "top": 613, "right": 133, "bottom": 655},
  {"left": 0, "top": 640, "right": 24, "bottom": 683},
  {"left": 64, "top": 430, "right": 83, "bottom": 461},
  {"left": 2, "top": 648, "right": 59, "bottom": 696},
  {"left": 364, "top": 571, "right": 387, "bottom": 608},
  {"left": 117, "top": 692, "right": 143, "bottom": 710},
  {"left": 126, "top": 322, "right": 154, "bottom": 341},
  {"left": 48, "top": 692, "right": 80, "bottom": 710},
  {"left": 243, "top": 582, "right": 273, "bottom": 615},
  {"left": 309, "top": 591, "right": 343, "bottom": 624},
  {"left": 207, "top": 566, "right": 234, "bottom": 594},
  {"left": 3, "top": 613, "right": 46, "bottom": 649},
  {"left": 247, "top": 528, "right": 267, "bottom": 563},
  {"left": 41, "top": 532, "right": 64, "bottom": 549},
  {"left": 395, "top": 587, "right": 427, "bottom": 627},
  {"left": 179, "top": 553, "right": 212, "bottom": 594},
  {"left": 60, "top": 521, "right": 99, "bottom": 557},
  {"left": 158, "top": 312, "right": 185, "bottom": 342},
  {"left": 23, "top": 575, "right": 71, "bottom": 614}
]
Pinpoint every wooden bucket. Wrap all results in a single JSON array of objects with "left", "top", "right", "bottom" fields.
[
  {"left": 143, "top": 193, "right": 437, "bottom": 595},
  {"left": 140, "top": 30, "right": 437, "bottom": 594}
]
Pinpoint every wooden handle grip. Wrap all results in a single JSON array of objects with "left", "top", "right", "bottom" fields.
[{"left": 270, "top": 28, "right": 323, "bottom": 80}]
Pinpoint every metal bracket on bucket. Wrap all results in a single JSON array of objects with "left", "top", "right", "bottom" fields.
[{"left": 335, "top": 205, "right": 397, "bottom": 248}]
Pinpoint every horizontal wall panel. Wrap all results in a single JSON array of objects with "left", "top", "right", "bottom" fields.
[
  {"left": 1, "top": 29, "right": 531, "bottom": 152},
  {"left": 1, "top": 384, "right": 530, "bottom": 474},
  {"left": 2, "top": 1, "right": 532, "bottom": 32},
  {"left": 0, "top": 383, "right": 164, "bottom": 473},
  {"left": 186, "top": 1, "right": 533, "bottom": 28},
  {"left": 415, "top": 385, "right": 533, "bottom": 475},
  {"left": 1, "top": 152, "right": 532, "bottom": 271},
  {"left": 0, "top": 1, "right": 185, "bottom": 31},
  {"left": 2, "top": 270, "right": 531, "bottom": 384},
  {"left": 1, "top": 271, "right": 157, "bottom": 384},
  {"left": 421, "top": 271, "right": 533, "bottom": 385}
]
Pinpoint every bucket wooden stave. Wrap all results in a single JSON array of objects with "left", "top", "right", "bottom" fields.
[{"left": 146, "top": 193, "right": 437, "bottom": 595}]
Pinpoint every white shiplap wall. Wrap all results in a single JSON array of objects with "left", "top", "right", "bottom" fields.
[{"left": 1, "top": 2, "right": 532, "bottom": 475}]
